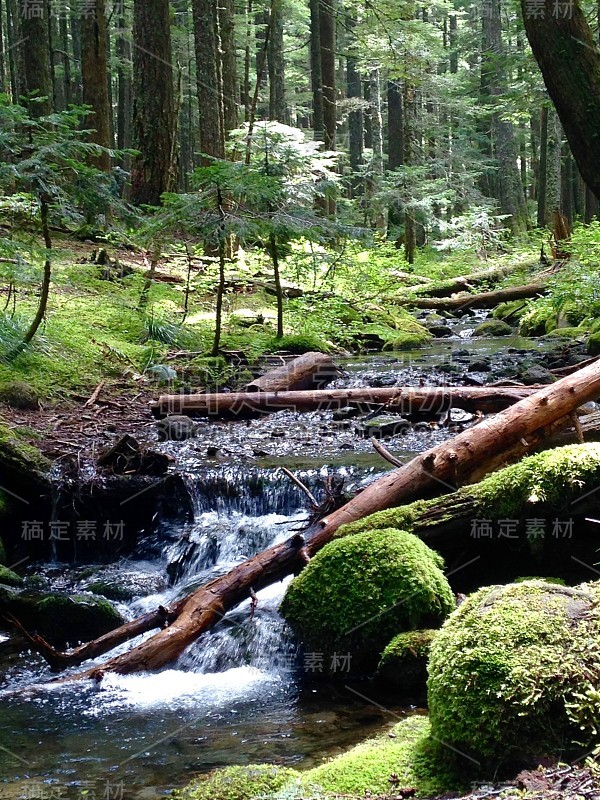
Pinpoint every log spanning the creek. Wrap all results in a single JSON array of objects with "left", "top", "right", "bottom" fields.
[
  {"left": 243, "top": 351, "right": 342, "bottom": 392},
  {"left": 151, "top": 385, "right": 539, "bottom": 419},
  {"left": 18, "top": 358, "right": 600, "bottom": 682},
  {"left": 396, "top": 281, "right": 548, "bottom": 311}
]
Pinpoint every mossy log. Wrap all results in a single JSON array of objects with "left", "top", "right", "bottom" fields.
[
  {"left": 409, "top": 259, "right": 538, "bottom": 299},
  {"left": 151, "top": 385, "right": 538, "bottom": 419},
  {"left": 396, "top": 282, "right": 547, "bottom": 311},
  {"left": 22, "top": 359, "right": 600, "bottom": 682},
  {"left": 243, "top": 351, "right": 342, "bottom": 392}
]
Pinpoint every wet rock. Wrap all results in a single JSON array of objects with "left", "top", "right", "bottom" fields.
[
  {"left": 468, "top": 358, "right": 492, "bottom": 372},
  {"left": 520, "top": 365, "right": 556, "bottom": 385},
  {"left": 359, "top": 415, "right": 411, "bottom": 439},
  {"left": 473, "top": 319, "right": 514, "bottom": 337},
  {"left": 438, "top": 363, "right": 461, "bottom": 375},
  {"left": 448, "top": 408, "right": 475, "bottom": 424},
  {"left": 426, "top": 323, "right": 454, "bottom": 338},
  {"left": 81, "top": 570, "right": 167, "bottom": 601},
  {"left": 451, "top": 349, "right": 469, "bottom": 360},
  {"left": 0, "top": 587, "right": 124, "bottom": 647},
  {"left": 98, "top": 434, "right": 171, "bottom": 475},
  {"left": 332, "top": 406, "right": 362, "bottom": 422},
  {"left": 369, "top": 374, "right": 400, "bottom": 388},
  {"left": 376, "top": 629, "right": 437, "bottom": 697},
  {"left": 412, "top": 422, "right": 431, "bottom": 433},
  {"left": 0, "top": 565, "right": 24, "bottom": 587},
  {"left": 156, "top": 415, "right": 199, "bottom": 442},
  {"left": 207, "top": 445, "right": 219, "bottom": 457}
]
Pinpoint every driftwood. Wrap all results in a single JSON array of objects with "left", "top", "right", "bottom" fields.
[
  {"left": 19, "top": 358, "right": 600, "bottom": 682},
  {"left": 243, "top": 352, "right": 342, "bottom": 393},
  {"left": 410, "top": 260, "right": 538, "bottom": 299},
  {"left": 151, "top": 385, "right": 538, "bottom": 419},
  {"left": 396, "top": 282, "right": 548, "bottom": 311}
]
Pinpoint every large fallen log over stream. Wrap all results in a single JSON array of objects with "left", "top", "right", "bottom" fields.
[
  {"left": 396, "top": 281, "right": 548, "bottom": 311},
  {"left": 151, "top": 385, "right": 538, "bottom": 418},
  {"left": 16, "top": 358, "right": 600, "bottom": 683},
  {"left": 409, "top": 259, "right": 539, "bottom": 299}
]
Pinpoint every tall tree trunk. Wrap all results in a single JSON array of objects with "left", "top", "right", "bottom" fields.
[
  {"left": 5, "top": 0, "right": 21, "bottom": 100},
  {"left": 192, "top": 0, "right": 224, "bottom": 161},
  {"left": 536, "top": 106, "right": 548, "bottom": 227},
  {"left": 346, "top": 21, "right": 362, "bottom": 194},
  {"left": 319, "top": 0, "right": 335, "bottom": 151},
  {"left": 368, "top": 67, "right": 384, "bottom": 230},
  {"left": 130, "top": 0, "right": 176, "bottom": 205},
  {"left": 482, "top": 0, "right": 528, "bottom": 234},
  {"left": 50, "top": 14, "right": 65, "bottom": 110},
  {"left": 0, "top": 0, "right": 6, "bottom": 93},
  {"left": 520, "top": 0, "right": 600, "bottom": 202},
  {"left": 387, "top": 81, "right": 403, "bottom": 172},
  {"left": 545, "top": 108, "right": 561, "bottom": 222},
  {"left": 309, "top": 0, "right": 323, "bottom": 140},
  {"left": 268, "top": 0, "right": 286, "bottom": 122},
  {"left": 81, "top": 0, "right": 111, "bottom": 170},
  {"left": 70, "top": 10, "right": 82, "bottom": 103},
  {"left": 59, "top": 14, "right": 72, "bottom": 107},
  {"left": 219, "top": 0, "right": 238, "bottom": 137},
  {"left": 116, "top": 9, "right": 131, "bottom": 170},
  {"left": 20, "top": 5, "right": 53, "bottom": 116},
  {"left": 561, "top": 149, "right": 574, "bottom": 231}
]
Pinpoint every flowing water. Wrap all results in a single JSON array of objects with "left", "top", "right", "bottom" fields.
[{"left": 0, "top": 324, "right": 572, "bottom": 799}]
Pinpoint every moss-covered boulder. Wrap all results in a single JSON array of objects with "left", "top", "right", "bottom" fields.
[
  {"left": 427, "top": 579, "right": 600, "bottom": 766},
  {"left": 0, "top": 565, "right": 24, "bottom": 587},
  {"left": 176, "top": 716, "right": 462, "bottom": 800},
  {"left": 376, "top": 629, "right": 437, "bottom": 697},
  {"left": 473, "top": 319, "right": 514, "bottom": 337},
  {"left": 0, "top": 588, "right": 124, "bottom": 647},
  {"left": 0, "top": 381, "right": 39, "bottom": 410},
  {"left": 280, "top": 529, "right": 454, "bottom": 674}
]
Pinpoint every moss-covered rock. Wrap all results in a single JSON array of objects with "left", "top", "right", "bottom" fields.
[
  {"left": 542, "top": 327, "right": 587, "bottom": 340},
  {"left": 0, "top": 565, "right": 24, "bottom": 587},
  {"left": 376, "top": 629, "right": 437, "bottom": 696},
  {"left": 177, "top": 717, "right": 463, "bottom": 800},
  {"left": 0, "top": 588, "right": 124, "bottom": 646},
  {"left": 280, "top": 529, "right": 454, "bottom": 674},
  {"left": 338, "top": 444, "right": 600, "bottom": 540},
  {"left": 176, "top": 764, "right": 298, "bottom": 800},
  {"left": 427, "top": 579, "right": 600, "bottom": 766},
  {"left": 473, "top": 319, "right": 514, "bottom": 337},
  {"left": 587, "top": 331, "right": 600, "bottom": 355},
  {"left": 0, "top": 381, "right": 39, "bottom": 410}
]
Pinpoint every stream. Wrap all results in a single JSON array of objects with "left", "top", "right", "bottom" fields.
[{"left": 0, "top": 317, "right": 582, "bottom": 799}]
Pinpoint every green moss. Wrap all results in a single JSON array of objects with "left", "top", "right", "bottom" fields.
[
  {"left": 377, "top": 629, "right": 437, "bottom": 695},
  {"left": 265, "top": 333, "right": 331, "bottom": 354},
  {"left": 492, "top": 300, "right": 529, "bottom": 322},
  {"left": 588, "top": 331, "right": 600, "bottom": 355},
  {"left": 176, "top": 764, "right": 298, "bottom": 800},
  {"left": 294, "top": 716, "right": 463, "bottom": 798},
  {"left": 428, "top": 580, "right": 600, "bottom": 764},
  {"left": 0, "top": 422, "right": 51, "bottom": 475},
  {"left": 0, "top": 565, "right": 23, "bottom": 587},
  {"left": 0, "top": 589, "right": 124, "bottom": 646},
  {"left": 0, "top": 381, "right": 39, "bottom": 409},
  {"left": 473, "top": 319, "right": 513, "bottom": 337},
  {"left": 280, "top": 529, "right": 454, "bottom": 672},
  {"left": 176, "top": 717, "right": 464, "bottom": 800},
  {"left": 542, "top": 327, "right": 587, "bottom": 339},
  {"left": 519, "top": 304, "right": 557, "bottom": 336},
  {"left": 339, "top": 444, "right": 600, "bottom": 538}
]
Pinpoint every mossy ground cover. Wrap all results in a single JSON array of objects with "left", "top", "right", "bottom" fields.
[{"left": 175, "top": 716, "right": 465, "bottom": 800}]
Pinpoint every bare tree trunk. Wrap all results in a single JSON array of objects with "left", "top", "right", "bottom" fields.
[
  {"left": 20, "top": 5, "right": 53, "bottom": 116},
  {"left": 192, "top": 0, "right": 224, "bottom": 161},
  {"left": 268, "top": 0, "right": 286, "bottom": 122},
  {"left": 220, "top": 0, "right": 238, "bottom": 137},
  {"left": 537, "top": 106, "right": 548, "bottom": 227},
  {"left": 308, "top": 0, "right": 323, "bottom": 140},
  {"left": 81, "top": 0, "right": 111, "bottom": 170},
  {"left": 130, "top": 0, "right": 176, "bottom": 205}
]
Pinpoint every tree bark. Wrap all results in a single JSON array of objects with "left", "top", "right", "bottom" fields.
[
  {"left": 268, "top": 0, "right": 286, "bottom": 122},
  {"left": 243, "top": 352, "right": 341, "bottom": 392},
  {"left": 192, "top": 0, "right": 224, "bottom": 161},
  {"left": 81, "top": 0, "right": 111, "bottom": 170},
  {"left": 519, "top": 0, "right": 600, "bottom": 201},
  {"left": 38, "top": 358, "right": 600, "bottom": 680},
  {"left": 130, "top": 0, "right": 176, "bottom": 206},
  {"left": 346, "top": 19, "right": 362, "bottom": 189},
  {"left": 20, "top": 7, "right": 53, "bottom": 116},
  {"left": 411, "top": 260, "right": 537, "bottom": 298},
  {"left": 536, "top": 106, "right": 548, "bottom": 227},
  {"left": 152, "top": 385, "right": 539, "bottom": 419},
  {"left": 220, "top": 0, "right": 238, "bottom": 137},
  {"left": 309, "top": 0, "right": 323, "bottom": 140},
  {"left": 545, "top": 108, "right": 561, "bottom": 222}
]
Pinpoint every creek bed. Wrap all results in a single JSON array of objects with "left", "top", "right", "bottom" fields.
[{"left": 0, "top": 329, "right": 576, "bottom": 798}]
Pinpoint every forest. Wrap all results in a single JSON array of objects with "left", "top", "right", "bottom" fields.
[{"left": 4, "top": 0, "right": 600, "bottom": 798}]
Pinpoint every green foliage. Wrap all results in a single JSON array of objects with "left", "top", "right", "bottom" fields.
[
  {"left": 428, "top": 580, "right": 600, "bottom": 764},
  {"left": 175, "top": 764, "right": 298, "bottom": 800},
  {"left": 280, "top": 529, "right": 454, "bottom": 671}
]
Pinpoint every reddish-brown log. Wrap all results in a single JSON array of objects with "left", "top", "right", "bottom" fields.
[
  {"left": 396, "top": 282, "right": 547, "bottom": 311},
  {"left": 243, "top": 352, "right": 341, "bottom": 392}
]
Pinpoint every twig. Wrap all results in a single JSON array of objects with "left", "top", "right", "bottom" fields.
[
  {"left": 84, "top": 380, "right": 105, "bottom": 408},
  {"left": 371, "top": 437, "right": 403, "bottom": 468},
  {"left": 279, "top": 466, "right": 318, "bottom": 506}
]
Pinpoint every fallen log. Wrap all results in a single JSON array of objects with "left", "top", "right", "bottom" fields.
[
  {"left": 243, "top": 352, "right": 342, "bottom": 392},
  {"left": 396, "top": 282, "right": 547, "bottom": 311},
  {"left": 151, "top": 385, "right": 538, "bottom": 419},
  {"left": 409, "top": 259, "right": 539, "bottom": 299},
  {"left": 22, "top": 358, "right": 600, "bottom": 682}
]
